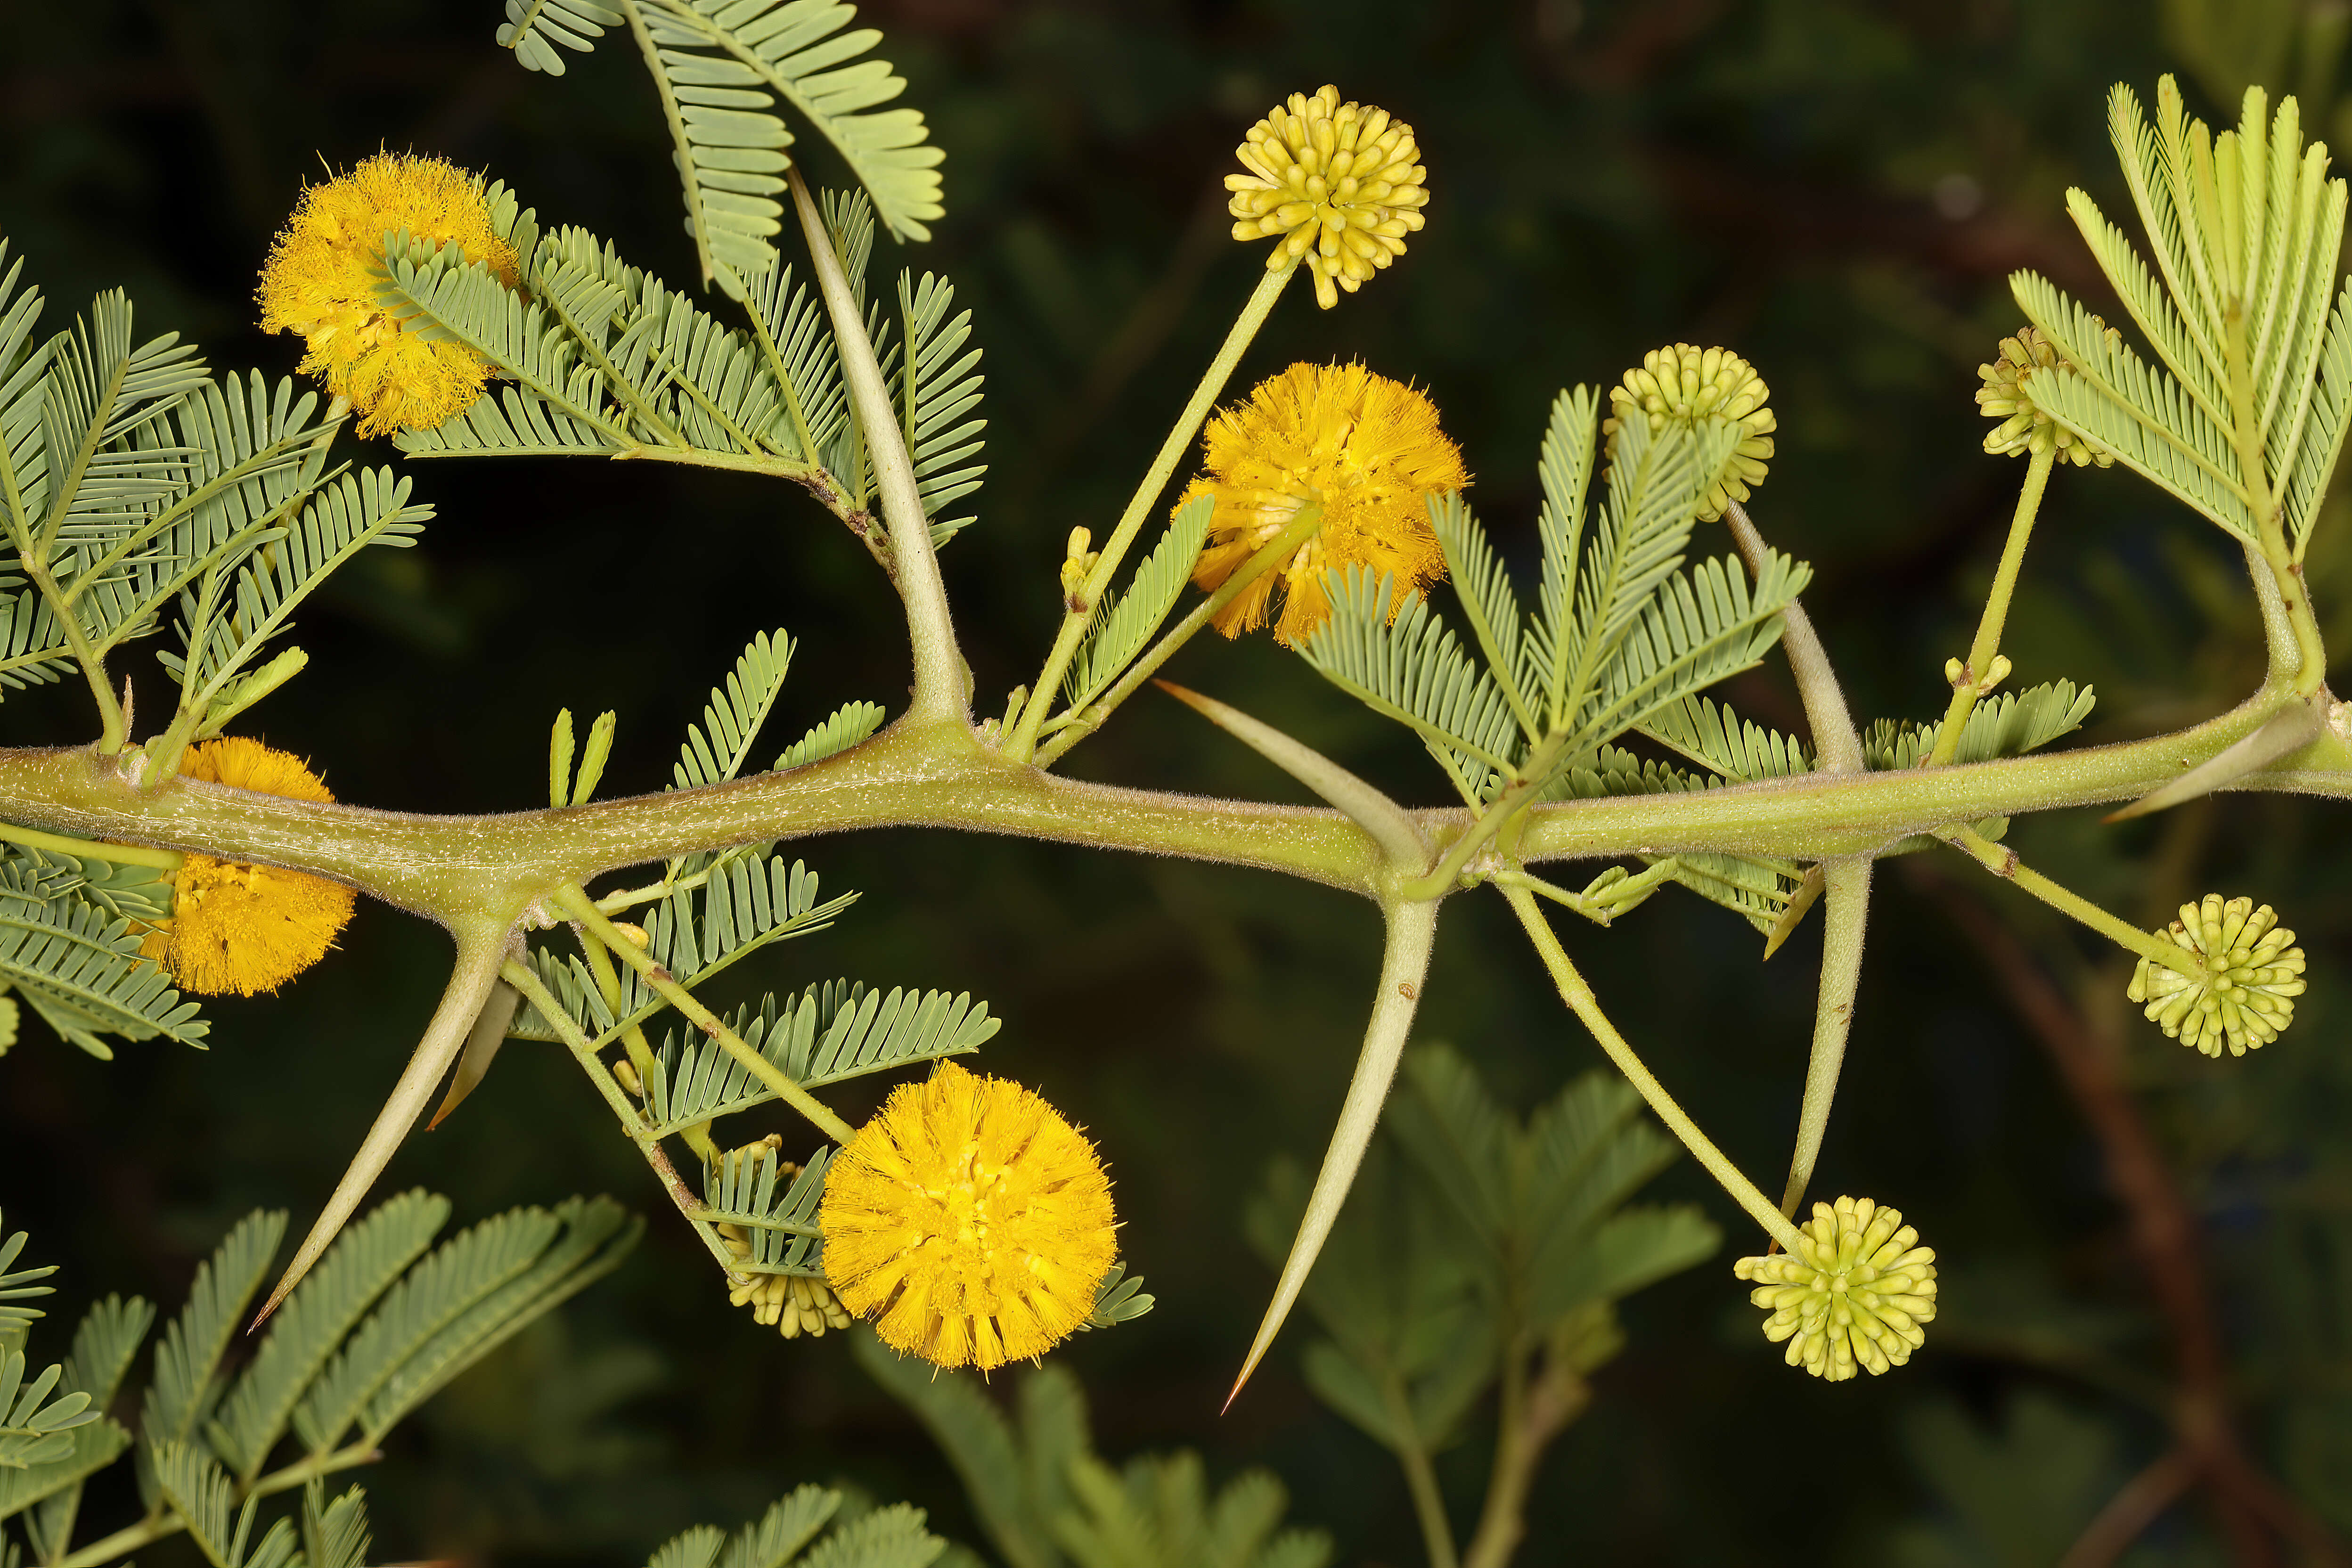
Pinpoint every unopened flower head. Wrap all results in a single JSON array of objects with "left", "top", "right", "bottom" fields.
[
  {"left": 1183, "top": 361, "right": 1466, "bottom": 647},
  {"left": 1228, "top": 86, "right": 1429, "bottom": 310},
  {"left": 2128, "top": 894, "right": 2305, "bottom": 1056},
  {"left": 717, "top": 1222, "right": 854, "bottom": 1340},
  {"left": 259, "top": 152, "right": 518, "bottom": 439},
  {"left": 819, "top": 1060, "right": 1117, "bottom": 1371},
  {"left": 1602, "top": 345, "right": 1776, "bottom": 521},
  {"left": 1732, "top": 1195, "right": 1937, "bottom": 1381},
  {"left": 139, "top": 738, "right": 357, "bottom": 996},
  {"left": 1977, "top": 324, "right": 2116, "bottom": 468}
]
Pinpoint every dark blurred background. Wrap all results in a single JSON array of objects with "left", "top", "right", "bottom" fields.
[{"left": 8, "top": 0, "right": 2352, "bottom": 1562}]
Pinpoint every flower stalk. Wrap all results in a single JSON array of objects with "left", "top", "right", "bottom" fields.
[
  {"left": 1927, "top": 445, "right": 2057, "bottom": 768},
  {"left": 1939, "top": 822, "right": 2207, "bottom": 979},
  {"left": 553, "top": 882, "right": 857, "bottom": 1145},
  {"left": 1004, "top": 262, "right": 1298, "bottom": 760},
  {"left": 1502, "top": 883, "right": 1806, "bottom": 1253},
  {"left": 1031, "top": 504, "right": 1326, "bottom": 767}
]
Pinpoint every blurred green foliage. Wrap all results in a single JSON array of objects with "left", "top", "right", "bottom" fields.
[{"left": 7, "top": 0, "right": 2352, "bottom": 1561}]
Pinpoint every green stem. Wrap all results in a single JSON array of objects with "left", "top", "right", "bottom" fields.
[
  {"left": 55, "top": 1441, "right": 379, "bottom": 1568},
  {"left": 553, "top": 883, "right": 857, "bottom": 1144},
  {"left": 786, "top": 168, "right": 968, "bottom": 722},
  {"left": 1939, "top": 823, "right": 2203, "bottom": 977},
  {"left": 1501, "top": 884, "right": 1805, "bottom": 1251},
  {"left": 1777, "top": 857, "right": 1870, "bottom": 1216},
  {"left": 23, "top": 562, "right": 126, "bottom": 752},
  {"left": 1927, "top": 446, "right": 2055, "bottom": 767},
  {"left": 501, "top": 958, "right": 747, "bottom": 1276},
  {"left": 0, "top": 678, "right": 2326, "bottom": 928},
  {"left": 1004, "top": 263, "right": 1298, "bottom": 761},
  {"left": 1724, "top": 502, "right": 1864, "bottom": 773},
  {"left": 1379, "top": 1372, "right": 1460, "bottom": 1568},
  {"left": 0, "top": 821, "right": 180, "bottom": 871},
  {"left": 1031, "top": 504, "right": 1324, "bottom": 768},
  {"left": 2222, "top": 298, "right": 2331, "bottom": 695},
  {"left": 572, "top": 920, "right": 659, "bottom": 1090}
]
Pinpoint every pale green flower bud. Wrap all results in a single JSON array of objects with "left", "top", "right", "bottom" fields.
[
  {"left": 1977, "top": 325, "right": 2115, "bottom": 468},
  {"left": 2127, "top": 894, "right": 2305, "bottom": 1056},
  {"left": 1732, "top": 1195, "right": 1937, "bottom": 1381},
  {"left": 1601, "top": 344, "right": 1776, "bottom": 521}
]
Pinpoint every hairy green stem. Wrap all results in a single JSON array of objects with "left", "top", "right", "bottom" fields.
[
  {"left": 786, "top": 168, "right": 969, "bottom": 722},
  {"left": 1005, "top": 263, "right": 1297, "bottom": 760},
  {"left": 1031, "top": 504, "right": 1325, "bottom": 768},
  {"left": 1724, "top": 501, "right": 1862, "bottom": 772},
  {"left": 553, "top": 883, "right": 857, "bottom": 1144},
  {"left": 501, "top": 958, "right": 746, "bottom": 1276},
  {"left": 1927, "top": 445, "right": 2055, "bottom": 767},
  {"left": 1502, "top": 883, "right": 1805, "bottom": 1252},
  {"left": 1939, "top": 824, "right": 2203, "bottom": 977},
  {"left": 2223, "top": 299, "right": 2331, "bottom": 694},
  {"left": 1777, "top": 856, "right": 1870, "bottom": 1216},
  {"left": 23, "top": 561, "right": 126, "bottom": 752},
  {"left": 0, "top": 683, "right": 2336, "bottom": 930}
]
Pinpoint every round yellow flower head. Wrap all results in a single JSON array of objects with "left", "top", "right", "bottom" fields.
[
  {"left": 1183, "top": 361, "right": 1466, "bottom": 647},
  {"left": 1601, "top": 344, "right": 1777, "bottom": 522},
  {"left": 819, "top": 1060, "right": 1118, "bottom": 1372},
  {"left": 259, "top": 152, "right": 519, "bottom": 439},
  {"left": 1732, "top": 1196, "right": 1937, "bottom": 1381},
  {"left": 2127, "top": 894, "right": 2305, "bottom": 1057},
  {"left": 1227, "top": 85, "right": 1429, "bottom": 310},
  {"left": 1977, "top": 324, "right": 2115, "bottom": 469},
  {"left": 139, "top": 739, "right": 357, "bottom": 997}
]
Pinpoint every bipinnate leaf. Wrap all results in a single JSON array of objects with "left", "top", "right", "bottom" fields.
[
  {"left": 677, "top": 629, "right": 796, "bottom": 790},
  {"left": 777, "top": 701, "right": 887, "bottom": 770},
  {"left": 1065, "top": 494, "right": 1214, "bottom": 715},
  {"left": 210, "top": 1190, "right": 449, "bottom": 1480},
  {"left": 139, "top": 1209, "right": 287, "bottom": 1480},
  {"left": 499, "top": 0, "right": 624, "bottom": 74}
]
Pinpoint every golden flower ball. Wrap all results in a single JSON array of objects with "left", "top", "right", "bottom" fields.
[
  {"left": 1602, "top": 344, "right": 1777, "bottom": 522},
  {"left": 139, "top": 739, "right": 357, "bottom": 996},
  {"left": 1183, "top": 361, "right": 1467, "bottom": 647},
  {"left": 1228, "top": 86, "right": 1429, "bottom": 310},
  {"left": 2127, "top": 894, "right": 2305, "bottom": 1057},
  {"left": 259, "top": 152, "right": 518, "bottom": 438},
  {"left": 819, "top": 1061, "right": 1117, "bottom": 1371},
  {"left": 1732, "top": 1196, "right": 1938, "bottom": 1381}
]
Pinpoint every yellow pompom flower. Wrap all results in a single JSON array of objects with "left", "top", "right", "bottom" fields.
[
  {"left": 1182, "top": 361, "right": 1467, "bottom": 647},
  {"left": 819, "top": 1061, "right": 1118, "bottom": 1372},
  {"left": 1732, "top": 1196, "right": 1938, "bottom": 1381},
  {"left": 1601, "top": 344, "right": 1777, "bottom": 522},
  {"left": 1227, "top": 86, "right": 1429, "bottom": 310},
  {"left": 259, "top": 152, "right": 518, "bottom": 439},
  {"left": 139, "top": 739, "right": 357, "bottom": 996},
  {"left": 2127, "top": 894, "right": 2305, "bottom": 1057},
  {"left": 1977, "top": 324, "right": 2116, "bottom": 469}
]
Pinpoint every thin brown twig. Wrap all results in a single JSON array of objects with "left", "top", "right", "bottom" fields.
[{"left": 2059, "top": 1448, "right": 2198, "bottom": 1568}]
